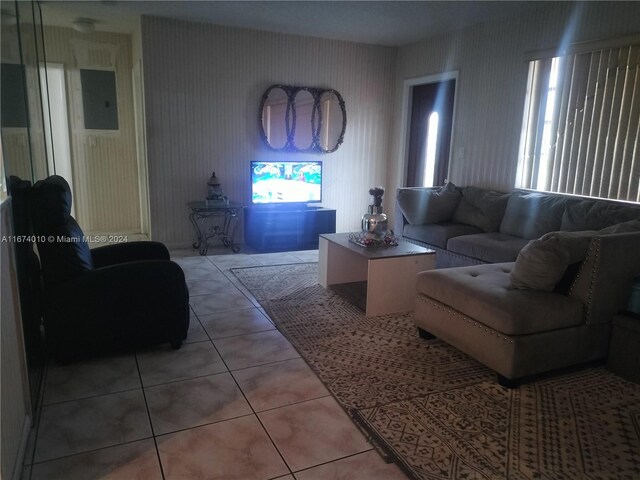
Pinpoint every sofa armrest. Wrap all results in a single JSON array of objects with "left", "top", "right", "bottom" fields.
[
  {"left": 394, "top": 194, "right": 409, "bottom": 235},
  {"left": 91, "top": 241, "right": 170, "bottom": 268},
  {"left": 569, "top": 232, "right": 640, "bottom": 324}
]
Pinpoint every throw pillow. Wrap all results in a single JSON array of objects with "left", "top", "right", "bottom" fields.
[
  {"left": 539, "top": 222, "right": 640, "bottom": 267},
  {"left": 547, "top": 230, "right": 597, "bottom": 294},
  {"left": 509, "top": 235, "right": 570, "bottom": 292},
  {"left": 561, "top": 200, "right": 640, "bottom": 231},
  {"left": 500, "top": 192, "right": 568, "bottom": 239},
  {"left": 513, "top": 224, "right": 640, "bottom": 293},
  {"left": 542, "top": 230, "right": 597, "bottom": 264},
  {"left": 396, "top": 183, "right": 462, "bottom": 225},
  {"left": 452, "top": 186, "right": 510, "bottom": 232}
]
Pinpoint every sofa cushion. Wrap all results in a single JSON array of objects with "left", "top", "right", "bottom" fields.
[
  {"left": 403, "top": 222, "right": 483, "bottom": 249},
  {"left": 599, "top": 218, "right": 640, "bottom": 234},
  {"left": 416, "top": 263, "right": 584, "bottom": 335},
  {"left": 397, "top": 183, "right": 461, "bottom": 225},
  {"left": 561, "top": 199, "right": 640, "bottom": 231},
  {"left": 453, "top": 186, "right": 510, "bottom": 232},
  {"left": 509, "top": 235, "right": 571, "bottom": 292},
  {"left": 446, "top": 233, "right": 530, "bottom": 263},
  {"left": 500, "top": 192, "right": 569, "bottom": 239}
]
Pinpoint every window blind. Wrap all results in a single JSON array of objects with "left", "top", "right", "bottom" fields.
[{"left": 516, "top": 41, "right": 640, "bottom": 202}]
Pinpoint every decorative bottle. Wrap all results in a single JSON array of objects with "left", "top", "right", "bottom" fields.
[{"left": 361, "top": 187, "right": 387, "bottom": 236}]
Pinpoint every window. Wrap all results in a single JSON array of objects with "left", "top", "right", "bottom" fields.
[
  {"left": 516, "top": 38, "right": 640, "bottom": 202},
  {"left": 423, "top": 111, "right": 439, "bottom": 187}
]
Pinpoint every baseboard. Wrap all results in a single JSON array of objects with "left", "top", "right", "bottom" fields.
[{"left": 166, "top": 242, "right": 197, "bottom": 251}]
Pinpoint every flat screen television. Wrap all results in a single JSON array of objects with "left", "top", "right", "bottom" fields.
[{"left": 251, "top": 161, "right": 322, "bottom": 205}]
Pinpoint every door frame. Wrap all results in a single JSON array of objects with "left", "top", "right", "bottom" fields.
[
  {"left": 132, "top": 59, "right": 150, "bottom": 238},
  {"left": 40, "top": 62, "right": 75, "bottom": 216},
  {"left": 397, "top": 71, "right": 459, "bottom": 187}
]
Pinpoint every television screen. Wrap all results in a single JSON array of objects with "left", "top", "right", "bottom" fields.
[{"left": 251, "top": 161, "right": 322, "bottom": 204}]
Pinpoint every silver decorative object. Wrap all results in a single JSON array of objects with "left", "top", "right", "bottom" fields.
[
  {"left": 361, "top": 187, "right": 387, "bottom": 235},
  {"left": 206, "top": 171, "right": 228, "bottom": 205},
  {"left": 207, "top": 171, "right": 223, "bottom": 200}
]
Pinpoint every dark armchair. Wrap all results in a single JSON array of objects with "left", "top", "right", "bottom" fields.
[{"left": 30, "top": 175, "right": 189, "bottom": 363}]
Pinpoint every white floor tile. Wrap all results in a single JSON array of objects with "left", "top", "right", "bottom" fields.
[{"left": 136, "top": 341, "right": 227, "bottom": 386}]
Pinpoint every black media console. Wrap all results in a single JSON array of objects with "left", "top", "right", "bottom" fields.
[{"left": 244, "top": 205, "right": 336, "bottom": 252}]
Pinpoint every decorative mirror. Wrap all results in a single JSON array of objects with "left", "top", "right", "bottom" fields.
[
  {"left": 292, "top": 88, "right": 315, "bottom": 151},
  {"left": 260, "top": 86, "right": 290, "bottom": 150},
  {"left": 318, "top": 90, "right": 346, "bottom": 153},
  {"left": 259, "top": 84, "right": 346, "bottom": 153}
]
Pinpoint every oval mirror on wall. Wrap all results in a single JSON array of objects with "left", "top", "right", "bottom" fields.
[
  {"left": 292, "top": 88, "right": 315, "bottom": 151},
  {"left": 259, "top": 86, "right": 290, "bottom": 150},
  {"left": 318, "top": 90, "right": 346, "bottom": 153},
  {"left": 259, "top": 84, "right": 346, "bottom": 153}
]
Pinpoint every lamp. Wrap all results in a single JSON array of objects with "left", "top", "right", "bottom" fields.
[{"left": 72, "top": 18, "right": 95, "bottom": 34}]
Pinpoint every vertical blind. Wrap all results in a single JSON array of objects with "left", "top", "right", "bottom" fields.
[{"left": 516, "top": 40, "right": 640, "bottom": 202}]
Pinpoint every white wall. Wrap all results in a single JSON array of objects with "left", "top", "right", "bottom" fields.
[
  {"left": 141, "top": 17, "right": 397, "bottom": 247},
  {"left": 388, "top": 2, "right": 640, "bottom": 206}
]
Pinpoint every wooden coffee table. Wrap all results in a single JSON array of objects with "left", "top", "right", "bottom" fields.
[{"left": 318, "top": 232, "right": 436, "bottom": 317}]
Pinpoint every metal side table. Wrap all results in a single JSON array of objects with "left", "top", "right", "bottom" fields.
[{"left": 187, "top": 201, "right": 242, "bottom": 255}]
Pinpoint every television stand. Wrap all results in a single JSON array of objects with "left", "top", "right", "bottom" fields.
[{"left": 244, "top": 205, "right": 336, "bottom": 252}]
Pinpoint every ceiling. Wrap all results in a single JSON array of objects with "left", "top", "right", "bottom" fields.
[{"left": 39, "top": 1, "right": 543, "bottom": 47}]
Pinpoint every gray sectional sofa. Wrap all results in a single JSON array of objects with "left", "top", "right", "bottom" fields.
[
  {"left": 395, "top": 184, "right": 640, "bottom": 267},
  {"left": 395, "top": 184, "right": 640, "bottom": 386}
]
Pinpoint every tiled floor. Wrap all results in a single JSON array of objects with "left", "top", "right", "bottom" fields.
[{"left": 22, "top": 248, "right": 407, "bottom": 480}]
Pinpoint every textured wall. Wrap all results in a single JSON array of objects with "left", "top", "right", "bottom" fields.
[
  {"left": 43, "top": 26, "right": 141, "bottom": 234},
  {"left": 141, "top": 17, "right": 396, "bottom": 247},
  {"left": 388, "top": 1, "right": 640, "bottom": 202}
]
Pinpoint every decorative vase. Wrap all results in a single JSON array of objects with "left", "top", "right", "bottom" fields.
[
  {"left": 361, "top": 205, "right": 388, "bottom": 235},
  {"left": 361, "top": 187, "right": 387, "bottom": 235}
]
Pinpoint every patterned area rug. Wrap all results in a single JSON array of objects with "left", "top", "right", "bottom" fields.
[{"left": 232, "top": 263, "right": 640, "bottom": 480}]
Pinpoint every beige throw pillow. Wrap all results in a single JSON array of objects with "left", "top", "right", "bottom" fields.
[
  {"left": 509, "top": 235, "right": 570, "bottom": 292},
  {"left": 509, "top": 221, "right": 640, "bottom": 292},
  {"left": 452, "top": 186, "right": 510, "bottom": 232},
  {"left": 543, "top": 230, "right": 597, "bottom": 263},
  {"left": 499, "top": 193, "right": 568, "bottom": 239}
]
